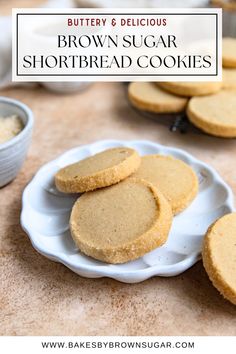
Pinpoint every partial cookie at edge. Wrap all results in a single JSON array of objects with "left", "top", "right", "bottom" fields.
[
  {"left": 202, "top": 213, "right": 236, "bottom": 305},
  {"left": 223, "top": 37, "right": 236, "bottom": 68},
  {"left": 157, "top": 81, "right": 222, "bottom": 97},
  {"left": 187, "top": 90, "right": 236, "bottom": 137}
]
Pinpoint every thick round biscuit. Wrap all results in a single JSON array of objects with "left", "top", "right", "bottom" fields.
[
  {"left": 128, "top": 82, "right": 188, "bottom": 113},
  {"left": 211, "top": 0, "right": 236, "bottom": 10},
  {"left": 70, "top": 178, "right": 173, "bottom": 264},
  {"left": 223, "top": 68, "right": 236, "bottom": 89},
  {"left": 131, "top": 155, "right": 198, "bottom": 214},
  {"left": 157, "top": 81, "right": 222, "bottom": 97},
  {"left": 55, "top": 147, "right": 141, "bottom": 193},
  {"left": 223, "top": 38, "right": 236, "bottom": 68},
  {"left": 202, "top": 213, "right": 236, "bottom": 305},
  {"left": 187, "top": 90, "right": 236, "bottom": 137}
]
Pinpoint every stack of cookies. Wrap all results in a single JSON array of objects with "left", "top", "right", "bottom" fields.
[
  {"left": 128, "top": 37, "right": 236, "bottom": 138},
  {"left": 55, "top": 147, "right": 236, "bottom": 305},
  {"left": 55, "top": 147, "right": 198, "bottom": 264}
]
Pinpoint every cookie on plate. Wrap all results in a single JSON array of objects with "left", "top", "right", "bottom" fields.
[
  {"left": 211, "top": 0, "right": 236, "bottom": 10},
  {"left": 223, "top": 37, "right": 236, "bottom": 68},
  {"left": 55, "top": 147, "right": 141, "bottom": 193},
  {"left": 70, "top": 178, "right": 173, "bottom": 264},
  {"left": 202, "top": 213, "right": 236, "bottom": 305},
  {"left": 131, "top": 155, "right": 198, "bottom": 214},
  {"left": 157, "top": 81, "right": 222, "bottom": 97},
  {"left": 187, "top": 90, "right": 236, "bottom": 137},
  {"left": 128, "top": 82, "right": 188, "bottom": 113}
]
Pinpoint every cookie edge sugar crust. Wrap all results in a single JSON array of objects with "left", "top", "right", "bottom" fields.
[
  {"left": 55, "top": 148, "right": 141, "bottom": 193},
  {"left": 151, "top": 155, "right": 198, "bottom": 215},
  {"left": 133, "top": 154, "right": 199, "bottom": 215},
  {"left": 223, "top": 38, "right": 236, "bottom": 68},
  {"left": 128, "top": 82, "right": 188, "bottom": 113},
  {"left": 202, "top": 214, "right": 236, "bottom": 305},
  {"left": 70, "top": 178, "right": 173, "bottom": 264},
  {"left": 187, "top": 94, "right": 236, "bottom": 138},
  {"left": 157, "top": 82, "right": 222, "bottom": 97}
]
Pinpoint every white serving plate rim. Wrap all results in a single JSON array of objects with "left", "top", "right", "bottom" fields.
[{"left": 21, "top": 139, "right": 235, "bottom": 281}]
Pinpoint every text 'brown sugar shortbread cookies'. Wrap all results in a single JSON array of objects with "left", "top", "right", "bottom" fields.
[
  {"left": 223, "top": 68, "right": 236, "bottom": 89},
  {"left": 187, "top": 90, "right": 236, "bottom": 138},
  {"left": 202, "top": 213, "right": 236, "bottom": 305},
  {"left": 128, "top": 82, "right": 188, "bottom": 113},
  {"left": 55, "top": 147, "right": 141, "bottom": 193},
  {"left": 157, "top": 81, "right": 222, "bottom": 97},
  {"left": 132, "top": 155, "right": 198, "bottom": 215},
  {"left": 70, "top": 178, "right": 173, "bottom": 264},
  {"left": 223, "top": 37, "right": 236, "bottom": 68}
]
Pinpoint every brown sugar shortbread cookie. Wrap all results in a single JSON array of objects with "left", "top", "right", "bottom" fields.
[
  {"left": 223, "top": 37, "right": 236, "bottom": 68},
  {"left": 132, "top": 155, "right": 198, "bottom": 214},
  {"left": 187, "top": 90, "right": 236, "bottom": 137},
  {"left": 70, "top": 178, "right": 173, "bottom": 264},
  {"left": 128, "top": 82, "right": 188, "bottom": 113},
  {"left": 211, "top": 0, "right": 236, "bottom": 10},
  {"left": 202, "top": 213, "right": 236, "bottom": 305},
  {"left": 223, "top": 68, "right": 236, "bottom": 89},
  {"left": 55, "top": 147, "right": 141, "bottom": 193},
  {"left": 157, "top": 81, "right": 222, "bottom": 97}
]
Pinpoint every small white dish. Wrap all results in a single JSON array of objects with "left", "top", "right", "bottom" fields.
[
  {"left": 41, "top": 82, "right": 92, "bottom": 94},
  {"left": 21, "top": 139, "right": 234, "bottom": 283},
  {"left": 0, "top": 97, "right": 34, "bottom": 188}
]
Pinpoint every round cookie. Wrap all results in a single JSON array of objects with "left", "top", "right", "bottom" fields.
[
  {"left": 223, "top": 37, "right": 236, "bottom": 68},
  {"left": 128, "top": 82, "right": 188, "bottom": 113},
  {"left": 70, "top": 178, "right": 173, "bottom": 264},
  {"left": 55, "top": 147, "right": 141, "bottom": 193},
  {"left": 202, "top": 213, "right": 236, "bottom": 305},
  {"left": 131, "top": 155, "right": 198, "bottom": 214},
  {"left": 187, "top": 90, "right": 236, "bottom": 137},
  {"left": 211, "top": 0, "right": 236, "bottom": 10},
  {"left": 223, "top": 68, "right": 236, "bottom": 89},
  {"left": 157, "top": 81, "right": 222, "bottom": 97}
]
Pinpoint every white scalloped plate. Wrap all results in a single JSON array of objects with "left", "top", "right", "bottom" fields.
[{"left": 21, "top": 140, "right": 234, "bottom": 283}]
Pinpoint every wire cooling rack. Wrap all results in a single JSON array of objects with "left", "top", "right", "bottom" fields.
[{"left": 132, "top": 107, "right": 202, "bottom": 134}]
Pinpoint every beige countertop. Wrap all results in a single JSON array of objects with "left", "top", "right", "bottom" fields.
[
  {"left": 1, "top": 0, "right": 236, "bottom": 336},
  {"left": 1, "top": 82, "right": 236, "bottom": 336}
]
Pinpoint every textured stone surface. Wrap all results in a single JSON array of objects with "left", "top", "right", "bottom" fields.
[
  {"left": 1, "top": 0, "right": 236, "bottom": 336},
  {"left": 1, "top": 82, "right": 236, "bottom": 336}
]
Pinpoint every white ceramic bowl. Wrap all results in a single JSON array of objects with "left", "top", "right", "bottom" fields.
[
  {"left": 21, "top": 140, "right": 234, "bottom": 283},
  {"left": 0, "top": 97, "right": 34, "bottom": 187},
  {"left": 41, "top": 82, "right": 92, "bottom": 94}
]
